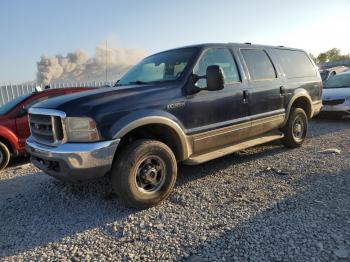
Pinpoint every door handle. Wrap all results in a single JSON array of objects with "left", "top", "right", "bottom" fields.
[
  {"left": 280, "top": 86, "right": 286, "bottom": 96},
  {"left": 243, "top": 90, "right": 249, "bottom": 103}
]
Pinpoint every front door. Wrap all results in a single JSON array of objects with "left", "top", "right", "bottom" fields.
[{"left": 175, "top": 47, "right": 250, "bottom": 154}]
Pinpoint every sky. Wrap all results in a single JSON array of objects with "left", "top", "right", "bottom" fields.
[{"left": 0, "top": 0, "right": 349, "bottom": 85}]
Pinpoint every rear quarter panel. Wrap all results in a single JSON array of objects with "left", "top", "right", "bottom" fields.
[{"left": 268, "top": 48, "right": 322, "bottom": 103}]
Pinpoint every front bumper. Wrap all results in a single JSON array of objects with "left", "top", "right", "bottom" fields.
[
  {"left": 321, "top": 103, "right": 350, "bottom": 115},
  {"left": 26, "top": 136, "right": 120, "bottom": 182},
  {"left": 320, "top": 102, "right": 350, "bottom": 119}
]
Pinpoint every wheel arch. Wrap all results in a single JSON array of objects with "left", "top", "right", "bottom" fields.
[
  {"left": 283, "top": 90, "right": 313, "bottom": 125},
  {"left": 0, "top": 126, "right": 19, "bottom": 155},
  {"left": 0, "top": 136, "right": 14, "bottom": 155},
  {"left": 111, "top": 112, "right": 192, "bottom": 161}
]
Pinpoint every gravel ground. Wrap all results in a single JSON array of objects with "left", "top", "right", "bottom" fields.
[{"left": 1, "top": 119, "right": 349, "bottom": 261}]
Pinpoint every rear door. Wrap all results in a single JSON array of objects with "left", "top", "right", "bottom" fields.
[{"left": 239, "top": 48, "right": 285, "bottom": 137}]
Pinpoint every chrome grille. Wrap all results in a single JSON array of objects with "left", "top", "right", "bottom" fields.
[{"left": 29, "top": 113, "right": 64, "bottom": 145}]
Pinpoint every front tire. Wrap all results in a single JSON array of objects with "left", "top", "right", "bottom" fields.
[
  {"left": 281, "top": 107, "right": 308, "bottom": 148},
  {"left": 111, "top": 139, "right": 177, "bottom": 208},
  {"left": 0, "top": 142, "right": 10, "bottom": 170}
]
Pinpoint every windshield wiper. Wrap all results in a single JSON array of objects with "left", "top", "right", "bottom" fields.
[
  {"left": 118, "top": 79, "right": 176, "bottom": 86},
  {"left": 127, "top": 80, "right": 148, "bottom": 85}
]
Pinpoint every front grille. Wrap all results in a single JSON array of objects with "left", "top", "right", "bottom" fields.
[
  {"left": 29, "top": 113, "right": 64, "bottom": 145},
  {"left": 323, "top": 99, "right": 345, "bottom": 106}
]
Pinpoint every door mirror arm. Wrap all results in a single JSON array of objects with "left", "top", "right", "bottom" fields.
[
  {"left": 193, "top": 74, "right": 206, "bottom": 83},
  {"left": 185, "top": 74, "right": 203, "bottom": 95},
  {"left": 15, "top": 108, "right": 28, "bottom": 118}
]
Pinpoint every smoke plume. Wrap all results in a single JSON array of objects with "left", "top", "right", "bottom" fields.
[{"left": 36, "top": 43, "right": 148, "bottom": 85}]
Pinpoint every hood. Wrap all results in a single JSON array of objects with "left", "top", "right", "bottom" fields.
[
  {"left": 322, "top": 87, "right": 350, "bottom": 100},
  {"left": 32, "top": 83, "right": 181, "bottom": 118},
  {"left": 31, "top": 83, "right": 183, "bottom": 140}
]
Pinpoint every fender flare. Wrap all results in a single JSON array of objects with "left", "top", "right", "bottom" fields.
[
  {"left": 110, "top": 110, "right": 192, "bottom": 160},
  {"left": 283, "top": 89, "right": 313, "bottom": 125}
]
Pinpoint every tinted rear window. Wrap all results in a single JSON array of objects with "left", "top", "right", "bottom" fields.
[
  {"left": 241, "top": 49, "right": 277, "bottom": 81},
  {"left": 274, "top": 49, "right": 316, "bottom": 78}
]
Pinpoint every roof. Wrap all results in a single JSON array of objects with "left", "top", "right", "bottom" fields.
[{"left": 157, "top": 42, "right": 305, "bottom": 54}]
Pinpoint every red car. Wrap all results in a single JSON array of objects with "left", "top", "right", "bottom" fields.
[{"left": 0, "top": 87, "right": 94, "bottom": 169}]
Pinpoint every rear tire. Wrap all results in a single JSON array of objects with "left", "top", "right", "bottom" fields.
[
  {"left": 0, "top": 142, "right": 10, "bottom": 170},
  {"left": 281, "top": 107, "right": 308, "bottom": 148},
  {"left": 111, "top": 139, "right": 177, "bottom": 208}
]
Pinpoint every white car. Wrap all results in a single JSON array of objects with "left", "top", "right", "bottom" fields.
[
  {"left": 319, "top": 66, "right": 349, "bottom": 82},
  {"left": 322, "top": 71, "right": 350, "bottom": 118}
]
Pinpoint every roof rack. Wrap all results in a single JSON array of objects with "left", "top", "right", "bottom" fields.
[
  {"left": 278, "top": 45, "right": 284, "bottom": 47},
  {"left": 244, "top": 42, "right": 252, "bottom": 45}
]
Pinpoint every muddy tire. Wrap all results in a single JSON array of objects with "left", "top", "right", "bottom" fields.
[{"left": 0, "top": 142, "right": 10, "bottom": 170}]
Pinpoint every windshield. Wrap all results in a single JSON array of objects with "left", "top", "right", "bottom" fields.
[
  {"left": 117, "top": 47, "right": 197, "bottom": 86},
  {"left": 324, "top": 73, "right": 350, "bottom": 89},
  {"left": 0, "top": 94, "right": 31, "bottom": 115}
]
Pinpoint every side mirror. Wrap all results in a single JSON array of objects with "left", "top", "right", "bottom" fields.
[
  {"left": 34, "top": 86, "right": 43, "bottom": 93},
  {"left": 16, "top": 108, "right": 27, "bottom": 117},
  {"left": 206, "top": 65, "right": 224, "bottom": 91},
  {"left": 187, "top": 65, "right": 225, "bottom": 95}
]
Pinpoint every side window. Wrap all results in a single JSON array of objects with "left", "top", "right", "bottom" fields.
[
  {"left": 273, "top": 49, "right": 316, "bottom": 78},
  {"left": 193, "top": 48, "right": 240, "bottom": 88},
  {"left": 241, "top": 49, "right": 277, "bottom": 81}
]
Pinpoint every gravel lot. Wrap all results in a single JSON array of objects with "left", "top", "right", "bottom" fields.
[{"left": 1, "top": 119, "right": 349, "bottom": 261}]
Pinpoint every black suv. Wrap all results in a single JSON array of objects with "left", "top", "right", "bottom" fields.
[{"left": 26, "top": 43, "right": 322, "bottom": 208}]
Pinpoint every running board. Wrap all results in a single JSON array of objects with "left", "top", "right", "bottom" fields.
[{"left": 184, "top": 133, "right": 284, "bottom": 165}]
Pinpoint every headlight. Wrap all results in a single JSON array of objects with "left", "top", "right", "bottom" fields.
[{"left": 65, "top": 117, "right": 101, "bottom": 142}]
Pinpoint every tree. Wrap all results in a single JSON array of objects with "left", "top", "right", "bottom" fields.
[
  {"left": 316, "top": 48, "right": 350, "bottom": 64},
  {"left": 317, "top": 53, "right": 328, "bottom": 64},
  {"left": 326, "top": 48, "right": 342, "bottom": 61}
]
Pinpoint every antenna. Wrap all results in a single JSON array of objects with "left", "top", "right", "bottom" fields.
[{"left": 105, "top": 40, "right": 108, "bottom": 83}]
